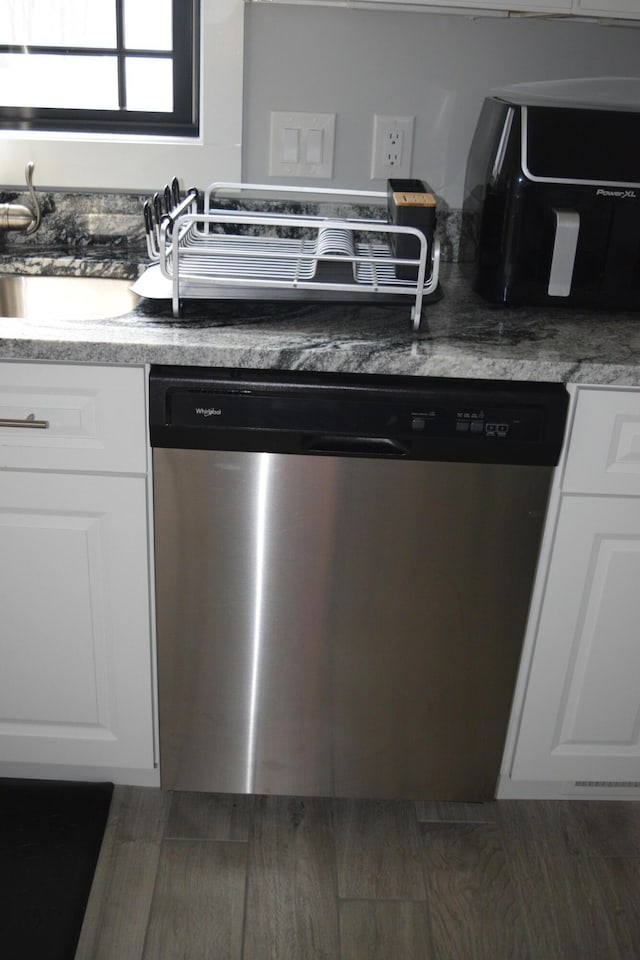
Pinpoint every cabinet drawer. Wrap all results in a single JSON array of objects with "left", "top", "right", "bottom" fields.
[
  {"left": 564, "top": 387, "right": 640, "bottom": 496},
  {"left": 0, "top": 362, "right": 147, "bottom": 473}
]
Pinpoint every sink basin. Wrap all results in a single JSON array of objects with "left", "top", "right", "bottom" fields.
[{"left": 0, "top": 275, "right": 140, "bottom": 321}]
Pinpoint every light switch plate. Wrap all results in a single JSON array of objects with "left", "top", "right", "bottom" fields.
[{"left": 269, "top": 111, "right": 335, "bottom": 178}]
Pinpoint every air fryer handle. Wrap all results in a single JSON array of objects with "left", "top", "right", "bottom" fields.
[{"left": 548, "top": 208, "right": 580, "bottom": 297}]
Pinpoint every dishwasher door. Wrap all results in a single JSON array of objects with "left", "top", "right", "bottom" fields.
[{"left": 154, "top": 446, "right": 552, "bottom": 801}]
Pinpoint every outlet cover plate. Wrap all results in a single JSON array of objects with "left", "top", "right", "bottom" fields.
[
  {"left": 269, "top": 111, "right": 335, "bottom": 179},
  {"left": 371, "top": 115, "right": 414, "bottom": 180}
]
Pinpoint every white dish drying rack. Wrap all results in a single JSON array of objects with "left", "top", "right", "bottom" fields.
[{"left": 134, "top": 181, "right": 441, "bottom": 330}]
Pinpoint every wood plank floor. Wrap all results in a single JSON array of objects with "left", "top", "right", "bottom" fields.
[{"left": 75, "top": 790, "right": 640, "bottom": 960}]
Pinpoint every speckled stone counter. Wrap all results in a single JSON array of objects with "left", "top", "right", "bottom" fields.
[{"left": 2, "top": 255, "right": 640, "bottom": 387}]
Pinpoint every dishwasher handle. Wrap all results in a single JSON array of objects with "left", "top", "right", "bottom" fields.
[{"left": 302, "top": 434, "right": 409, "bottom": 457}]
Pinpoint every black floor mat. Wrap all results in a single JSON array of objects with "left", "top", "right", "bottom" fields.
[{"left": 0, "top": 778, "right": 113, "bottom": 960}]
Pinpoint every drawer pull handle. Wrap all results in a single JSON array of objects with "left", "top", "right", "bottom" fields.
[{"left": 0, "top": 412, "right": 50, "bottom": 429}]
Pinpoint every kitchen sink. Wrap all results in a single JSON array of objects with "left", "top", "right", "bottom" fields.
[{"left": 0, "top": 275, "right": 140, "bottom": 321}]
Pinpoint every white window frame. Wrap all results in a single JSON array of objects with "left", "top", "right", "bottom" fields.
[{"left": 0, "top": 0, "right": 244, "bottom": 191}]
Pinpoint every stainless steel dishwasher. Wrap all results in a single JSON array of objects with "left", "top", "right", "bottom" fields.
[{"left": 150, "top": 366, "right": 567, "bottom": 801}]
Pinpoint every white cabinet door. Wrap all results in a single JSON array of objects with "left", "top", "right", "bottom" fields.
[
  {"left": 563, "top": 387, "right": 640, "bottom": 497},
  {"left": 573, "top": 1, "right": 640, "bottom": 18},
  {"left": 0, "top": 362, "right": 147, "bottom": 474},
  {"left": 511, "top": 494, "right": 640, "bottom": 784},
  {"left": 0, "top": 471, "right": 155, "bottom": 771}
]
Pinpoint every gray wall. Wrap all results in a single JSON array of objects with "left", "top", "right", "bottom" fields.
[{"left": 242, "top": 4, "right": 640, "bottom": 207}]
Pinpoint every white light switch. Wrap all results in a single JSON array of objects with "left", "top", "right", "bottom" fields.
[
  {"left": 281, "top": 127, "right": 300, "bottom": 164},
  {"left": 305, "top": 129, "right": 324, "bottom": 165},
  {"left": 269, "top": 111, "right": 335, "bottom": 178}
]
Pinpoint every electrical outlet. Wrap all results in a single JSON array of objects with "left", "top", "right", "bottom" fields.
[
  {"left": 371, "top": 115, "right": 414, "bottom": 180},
  {"left": 385, "top": 129, "right": 403, "bottom": 167}
]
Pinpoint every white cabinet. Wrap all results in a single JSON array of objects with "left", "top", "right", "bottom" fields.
[
  {"left": 511, "top": 496, "right": 640, "bottom": 783},
  {"left": 509, "top": 386, "right": 640, "bottom": 788},
  {"left": 562, "top": 388, "right": 640, "bottom": 497},
  {"left": 0, "top": 362, "right": 156, "bottom": 784},
  {"left": 0, "top": 361, "right": 147, "bottom": 474}
]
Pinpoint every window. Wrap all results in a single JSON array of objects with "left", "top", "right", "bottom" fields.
[
  {"left": 0, "top": 0, "right": 199, "bottom": 136},
  {"left": 0, "top": 0, "right": 243, "bottom": 192}
]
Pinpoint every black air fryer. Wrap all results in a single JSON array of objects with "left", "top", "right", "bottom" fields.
[{"left": 464, "top": 85, "right": 640, "bottom": 309}]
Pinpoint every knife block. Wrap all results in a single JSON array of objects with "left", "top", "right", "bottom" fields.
[{"left": 387, "top": 179, "right": 437, "bottom": 280}]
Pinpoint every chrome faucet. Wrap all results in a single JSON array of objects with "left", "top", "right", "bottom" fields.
[{"left": 0, "top": 162, "right": 41, "bottom": 234}]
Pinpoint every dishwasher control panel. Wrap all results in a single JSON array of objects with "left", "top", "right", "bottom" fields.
[
  {"left": 410, "top": 405, "right": 542, "bottom": 442},
  {"left": 165, "top": 390, "right": 544, "bottom": 441},
  {"left": 149, "top": 367, "right": 569, "bottom": 467}
]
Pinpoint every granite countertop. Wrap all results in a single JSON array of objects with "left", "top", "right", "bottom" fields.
[{"left": 1, "top": 253, "right": 640, "bottom": 387}]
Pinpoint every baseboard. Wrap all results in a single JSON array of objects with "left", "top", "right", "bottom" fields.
[
  {"left": 0, "top": 760, "right": 160, "bottom": 788},
  {"left": 497, "top": 774, "right": 640, "bottom": 801}
]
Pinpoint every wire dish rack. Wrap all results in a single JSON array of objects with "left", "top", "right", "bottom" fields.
[{"left": 133, "top": 181, "right": 441, "bottom": 330}]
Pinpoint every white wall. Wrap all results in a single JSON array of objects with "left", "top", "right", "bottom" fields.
[{"left": 242, "top": 4, "right": 640, "bottom": 206}]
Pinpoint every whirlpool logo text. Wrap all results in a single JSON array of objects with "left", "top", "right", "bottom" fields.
[{"left": 196, "top": 407, "right": 222, "bottom": 417}]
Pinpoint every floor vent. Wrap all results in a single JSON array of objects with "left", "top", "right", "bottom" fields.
[{"left": 575, "top": 780, "right": 640, "bottom": 789}]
